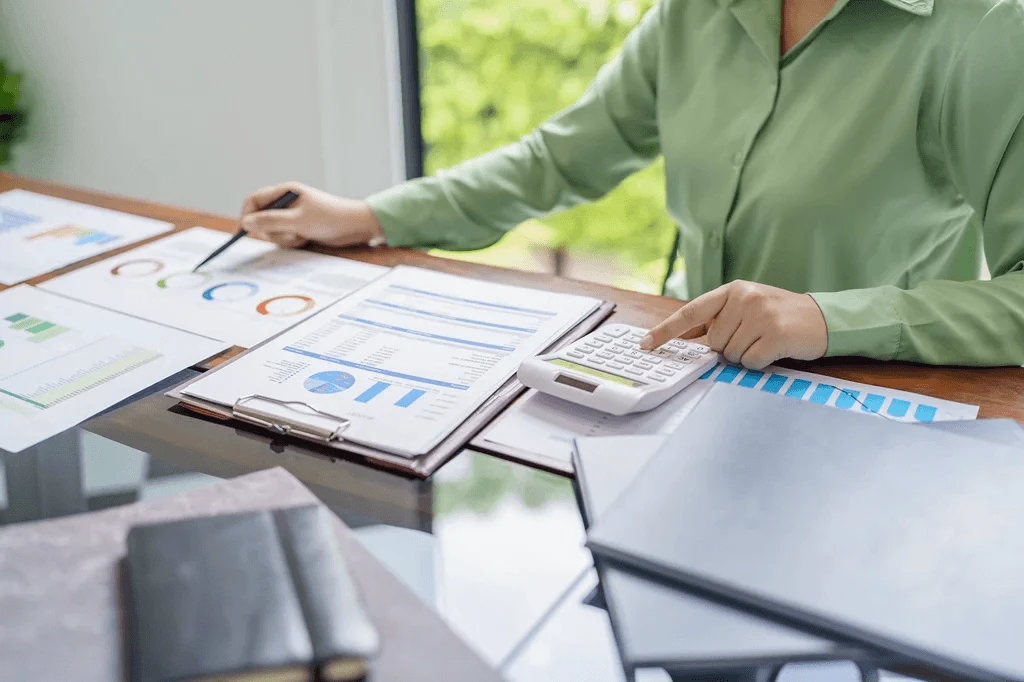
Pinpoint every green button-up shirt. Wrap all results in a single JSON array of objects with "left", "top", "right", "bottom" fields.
[{"left": 369, "top": 0, "right": 1024, "bottom": 366}]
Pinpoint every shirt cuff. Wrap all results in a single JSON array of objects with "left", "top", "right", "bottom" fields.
[
  {"left": 810, "top": 287, "right": 903, "bottom": 360},
  {"left": 366, "top": 182, "right": 432, "bottom": 249}
]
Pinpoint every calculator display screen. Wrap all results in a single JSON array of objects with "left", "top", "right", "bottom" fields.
[{"left": 547, "top": 358, "right": 645, "bottom": 388}]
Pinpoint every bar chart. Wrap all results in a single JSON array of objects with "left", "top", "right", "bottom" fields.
[
  {"left": 5, "top": 312, "right": 71, "bottom": 343},
  {"left": 698, "top": 364, "right": 976, "bottom": 423},
  {"left": 0, "top": 207, "right": 40, "bottom": 234}
]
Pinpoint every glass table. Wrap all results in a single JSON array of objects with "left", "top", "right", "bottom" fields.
[{"left": 0, "top": 374, "right": 926, "bottom": 682}]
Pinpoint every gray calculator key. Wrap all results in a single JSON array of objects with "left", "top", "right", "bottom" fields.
[
  {"left": 668, "top": 339, "right": 689, "bottom": 350},
  {"left": 656, "top": 367, "right": 676, "bottom": 376},
  {"left": 589, "top": 358, "right": 606, "bottom": 365},
  {"left": 607, "top": 361, "right": 625, "bottom": 370},
  {"left": 604, "top": 325, "right": 630, "bottom": 337},
  {"left": 625, "top": 367, "right": 645, "bottom": 376},
  {"left": 625, "top": 350, "right": 644, "bottom": 359},
  {"left": 567, "top": 351, "right": 585, "bottom": 359},
  {"left": 578, "top": 347, "right": 594, "bottom": 354},
  {"left": 619, "top": 357, "right": 634, "bottom": 365},
  {"left": 636, "top": 361, "right": 654, "bottom": 370},
  {"left": 684, "top": 349, "right": 702, "bottom": 359},
  {"left": 666, "top": 360, "right": 686, "bottom": 370},
  {"left": 585, "top": 339, "right": 604, "bottom": 348},
  {"left": 595, "top": 334, "right": 613, "bottom": 343},
  {"left": 645, "top": 356, "right": 662, "bottom": 364},
  {"left": 691, "top": 343, "right": 711, "bottom": 354},
  {"left": 609, "top": 347, "right": 624, "bottom": 355},
  {"left": 597, "top": 351, "right": 615, "bottom": 360},
  {"left": 648, "top": 374, "right": 667, "bottom": 383},
  {"left": 615, "top": 339, "right": 632, "bottom": 348}
]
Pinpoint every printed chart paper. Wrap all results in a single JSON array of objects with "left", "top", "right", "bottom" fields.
[
  {"left": 0, "top": 190, "right": 173, "bottom": 285},
  {"left": 42, "top": 227, "right": 389, "bottom": 347},
  {"left": 182, "top": 266, "right": 602, "bottom": 457},
  {"left": 479, "top": 362, "right": 979, "bottom": 466},
  {"left": 0, "top": 286, "right": 228, "bottom": 453}
]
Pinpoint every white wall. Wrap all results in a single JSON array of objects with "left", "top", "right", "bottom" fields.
[{"left": 0, "top": 0, "right": 407, "bottom": 216}]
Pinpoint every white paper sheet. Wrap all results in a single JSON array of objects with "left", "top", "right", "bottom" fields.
[
  {"left": 0, "top": 286, "right": 228, "bottom": 453},
  {"left": 40, "top": 226, "right": 390, "bottom": 347},
  {"left": 182, "top": 266, "right": 602, "bottom": 457},
  {"left": 480, "top": 362, "right": 979, "bottom": 467},
  {"left": 0, "top": 190, "right": 173, "bottom": 285}
]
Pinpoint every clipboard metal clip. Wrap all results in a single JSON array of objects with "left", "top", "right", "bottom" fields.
[{"left": 232, "top": 395, "right": 351, "bottom": 444}]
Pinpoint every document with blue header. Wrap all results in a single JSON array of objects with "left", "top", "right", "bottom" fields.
[{"left": 180, "top": 266, "right": 603, "bottom": 457}]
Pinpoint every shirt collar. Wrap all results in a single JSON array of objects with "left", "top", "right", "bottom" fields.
[{"left": 716, "top": 0, "right": 934, "bottom": 18}]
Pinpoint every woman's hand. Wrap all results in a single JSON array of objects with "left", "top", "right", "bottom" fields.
[
  {"left": 240, "top": 181, "right": 385, "bottom": 249},
  {"left": 639, "top": 281, "right": 828, "bottom": 369}
]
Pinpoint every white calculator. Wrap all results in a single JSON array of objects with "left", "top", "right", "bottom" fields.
[{"left": 517, "top": 324, "right": 719, "bottom": 416}]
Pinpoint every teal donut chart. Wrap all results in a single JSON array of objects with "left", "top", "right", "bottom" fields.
[{"left": 201, "top": 281, "right": 260, "bottom": 301}]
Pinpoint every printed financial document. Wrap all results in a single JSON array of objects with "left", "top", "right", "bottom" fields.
[
  {"left": 42, "top": 227, "right": 389, "bottom": 347},
  {"left": 0, "top": 286, "right": 227, "bottom": 453},
  {"left": 0, "top": 190, "right": 173, "bottom": 285},
  {"left": 479, "top": 362, "right": 979, "bottom": 467},
  {"left": 182, "top": 266, "right": 602, "bottom": 457}
]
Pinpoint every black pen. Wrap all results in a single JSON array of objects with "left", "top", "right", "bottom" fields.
[{"left": 191, "top": 190, "right": 301, "bottom": 273}]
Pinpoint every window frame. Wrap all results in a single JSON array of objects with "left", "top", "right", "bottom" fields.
[{"left": 395, "top": 0, "right": 425, "bottom": 180}]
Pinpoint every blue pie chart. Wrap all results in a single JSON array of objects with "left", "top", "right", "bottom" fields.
[{"left": 303, "top": 371, "right": 355, "bottom": 395}]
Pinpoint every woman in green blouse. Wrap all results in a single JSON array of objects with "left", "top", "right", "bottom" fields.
[{"left": 242, "top": 0, "right": 1024, "bottom": 370}]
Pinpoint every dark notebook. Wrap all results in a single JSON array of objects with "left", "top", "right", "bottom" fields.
[
  {"left": 572, "top": 436, "right": 870, "bottom": 676},
  {"left": 587, "top": 384, "right": 1024, "bottom": 682},
  {"left": 125, "top": 505, "right": 379, "bottom": 682}
]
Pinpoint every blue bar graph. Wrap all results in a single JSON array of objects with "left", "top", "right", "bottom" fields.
[
  {"left": 785, "top": 379, "right": 812, "bottom": 399},
  {"left": 355, "top": 382, "right": 389, "bottom": 404},
  {"left": 862, "top": 394, "right": 885, "bottom": 414},
  {"left": 762, "top": 374, "right": 788, "bottom": 394},
  {"left": 835, "top": 390, "right": 859, "bottom": 410},
  {"left": 915, "top": 404, "right": 938, "bottom": 423},
  {"left": 887, "top": 399, "right": 911, "bottom": 418},
  {"left": 700, "top": 366, "right": 718, "bottom": 380},
  {"left": 738, "top": 370, "right": 764, "bottom": 388},
  {"left": 396, "top": 389, "right": 426, "bottom": 408},
  {"left": 809, "top": 384, "right": 835, "bottom": 405},
  {"left": 716, "top": 366, "right": 742, "bottom": 384}
]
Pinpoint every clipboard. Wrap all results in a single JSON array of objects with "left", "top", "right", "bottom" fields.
[{"left": 169, "top": 300, "right": 615, "bottom": 479}]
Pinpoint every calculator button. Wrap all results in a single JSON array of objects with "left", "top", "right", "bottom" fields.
[
  {"left": 607, "top": 361, "right": 625, "bottom": 370},
  {"left": 595, "top": 334, "right": 613, "bottom": 343},
  {"left": 668, "top": 340, "right": 689, "bottom": 350},
  {"left": 647, "top": 374, "right": 667, "bottom": 383},
  {"left": 625, "top": 367, "right": 645, "bottom": 376},
  {"left": 690, "top": 344, "right": 711, "bottom": 354},
  {"left": 577, "top": 347, "right": 594, "bottom": 354},
  {"left": 653, "top": 349, "right": 674, "bottom": 358},
  {"left": 603, "top": 325, "right": 630, "bottom": 338},
  {"left": 585, "top": 339, "right": 603, "bottom": 349},
  {"left": 656, "top": 368, "right": 676, "bottom": 377},
  {"left": 683, "top": 349, "right": 702, "bottom": 359},
  {"left": 566, "top": 351, "right": 585, "bottom": 359},
  {"left": 665, "top": 360, "right": 686, "bottom": 370},
  {"left": 635, "top": 361, "right": 654, "bottom": 370},
  {"left": 596, "top": 351, "right": 615, "bottom": 360},
  {"left": 615, "top": 339, "right": 632, "bottom": 348},
  {"left": 619, "top": 357, "right": 634, "bottom": 365},
  {"left": 608, "top": 347, "right": 623, "bottom": 355},
  {"left": 625, "top": 350, "right": 644, "bottom": 360},
  {"left": 644, "top": 356, "right": 662, "bottom": 365},
  {"left": 589, "top": 358, "right": 606, "bottom": 365}
]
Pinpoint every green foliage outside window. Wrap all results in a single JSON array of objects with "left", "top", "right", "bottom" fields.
[
  {"left": 0, "top": 61, "right": 26, "bottom": 167},
  {"left": 417, "top": 0, "right": 675, "bottom": 292}
]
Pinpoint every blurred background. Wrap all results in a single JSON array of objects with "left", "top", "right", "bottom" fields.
[{"left": 0, "top": 0, "right": 674, "bottom": 295}]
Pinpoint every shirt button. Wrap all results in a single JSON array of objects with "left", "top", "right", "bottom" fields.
[{"left": 732, "top": 151, "right": 744, "bottom": 168}]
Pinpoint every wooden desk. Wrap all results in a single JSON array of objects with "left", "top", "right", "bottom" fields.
[{"left": 3, "top": 171, "right": 1023, "bottom": 422}]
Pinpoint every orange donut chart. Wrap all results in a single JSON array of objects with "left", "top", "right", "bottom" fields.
[
  {"left": 110, "top": 259, "right": 164, "bottom": 278},
  {"left": 256, "top": 295, "right": 316, "bottom": 317}
]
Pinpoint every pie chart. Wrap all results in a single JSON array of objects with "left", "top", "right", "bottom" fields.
[{"left": 303, "top": 371, "right": 355, "bottom": 395}]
